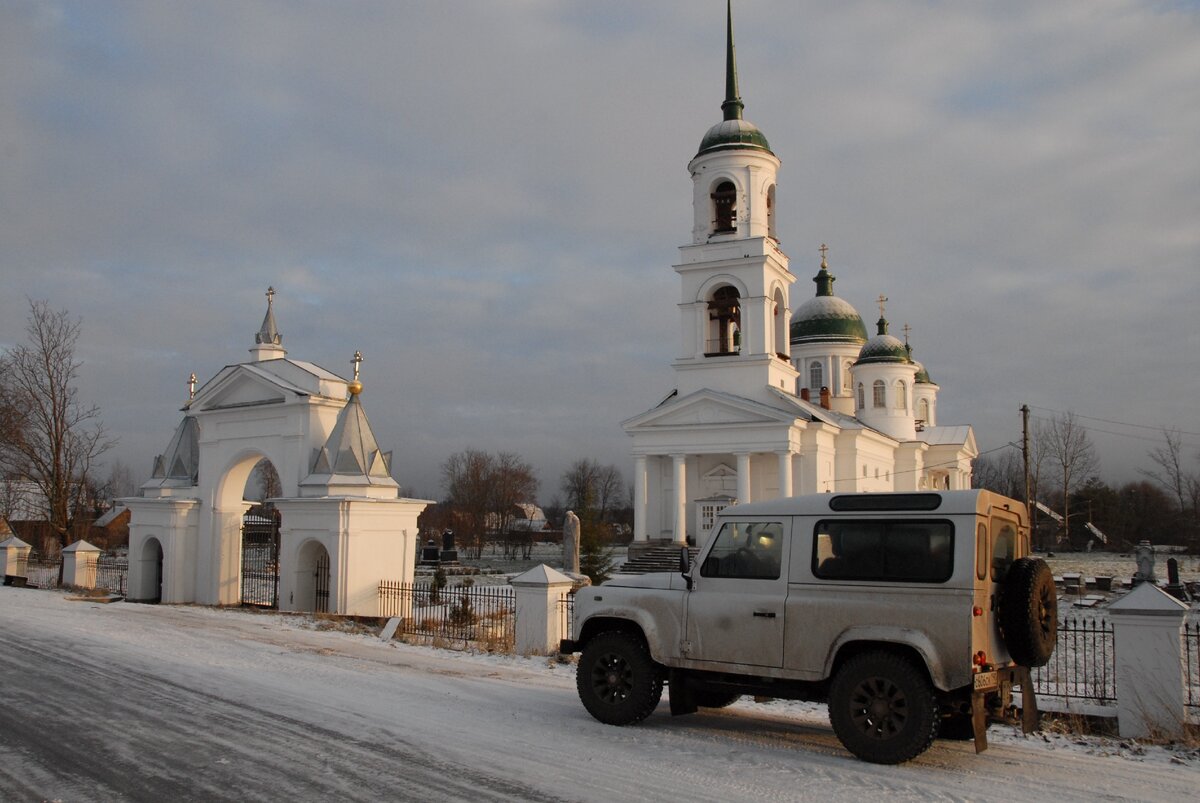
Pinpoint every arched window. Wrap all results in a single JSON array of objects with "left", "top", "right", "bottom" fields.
[
  {"left": 872, "top": 380, "right": 886, "bottom": 408},
  {"left": 856, "top": 383, "right": 865, "bottom": 410},
  {"left": 773, "top": 287, "right": 787, "bottom": 358},
  {"left": 918, "top": 398, "right": 930, "bottom": 423},
  {"left": 843, "top": 361, "right": 854, "bottom": 392},
  {"left": 712, "top": 181, "right": 737, "bottom": 234},
  {"left": 766, "top": 184, "right": 777, "bottom": 240},
  {"left": 809, "top": 361, "right": 823, "bottom": 392},
  {"left": 706, "top": 285, "right": 741, "bottom": 355},
  {"left": 895, "top": 380, "right": 907, "bottom": 410}
]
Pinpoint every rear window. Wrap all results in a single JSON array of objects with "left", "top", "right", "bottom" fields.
[{"left": 813, "top": 519, "right": 954, "bottom": 583}]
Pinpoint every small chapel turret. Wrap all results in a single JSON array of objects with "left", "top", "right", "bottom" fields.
[{"left": 249, "top": 286, "right": 287, "bottom": 362}]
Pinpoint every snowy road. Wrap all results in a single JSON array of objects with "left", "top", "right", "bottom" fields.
[{"left": 1, "top": 587, "right": 1197, "bottom": 802}]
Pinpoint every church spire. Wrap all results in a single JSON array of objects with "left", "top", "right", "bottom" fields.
[
  {"left": 722, "top": 0, "right": 744, "bottom": 122},
  {"left": 249, "top": 286, "right": 287, "bottom": 362}
]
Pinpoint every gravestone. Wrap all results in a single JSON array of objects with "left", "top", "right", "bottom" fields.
[
  {"left": 1132, "top": 540, "right": 1156, "bottom": 586},
  {"left": 420, "top": 538, "right": 441, "bottom": 566},
  {"left": 1165, "top": 557, "right": 1190, "bottom": 602},
  {"left": 564, "top": 511, "right": 581, "bottom": 575},
  {"left": 439, "top": 529, "right": 459, "bottom": 564}
]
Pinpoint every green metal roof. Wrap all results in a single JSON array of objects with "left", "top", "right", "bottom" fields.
[
  {"left": 789, "top": 260, "right": 867, "bottom": 345},
  {"left": 854, "top": 317, "right": 913, "bottom": 365}
]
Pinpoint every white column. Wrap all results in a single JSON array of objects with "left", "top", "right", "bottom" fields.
[
  {"left": 672, "top": 455, "right": 688, "bottom": 544},
  {"left": 633, "top": 455, "right": 648, "bottom": 542},
  {"left": 736, "top": 452, "right": 752, "bottom": 504},
  {"left": 777, "top": 451, "right": 794, "bottom": 499}
]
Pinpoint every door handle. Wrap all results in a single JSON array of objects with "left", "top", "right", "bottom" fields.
[{"left": 752, "top": 611, "right": 776, "bottom": 618}]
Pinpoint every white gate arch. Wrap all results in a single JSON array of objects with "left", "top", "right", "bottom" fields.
[{"left": 124, "top": 290, "right": 430, "bottom": 614}]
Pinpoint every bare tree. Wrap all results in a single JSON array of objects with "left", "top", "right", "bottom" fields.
[
  {"left": 972, "top": 449, "right": 1025, "bottom": 500},
  {"left": 441, "top": 449, "right": 538, "bottom": 559},
  {"left": 103, "top": 459, "right": 139, "bottom": 500},
  {"left": 1040, "top": 411, "right": 1099, "bottom": 545},
  {"left": 560, "top": 459, "right": 625, "bottom": 522},
  {"left": 1141, "top": 428, "right": 1193, "bottom": 513},
  {"left": 249, "top": 458, "right": 283, "bottom": 504},
  {"left": 0, "top": 300, "right": 115, "bottom": 551}
]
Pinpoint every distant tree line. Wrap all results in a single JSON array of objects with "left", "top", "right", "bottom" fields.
[{"left": 974, "top": 411, "right": 1200, "bottom": 551}]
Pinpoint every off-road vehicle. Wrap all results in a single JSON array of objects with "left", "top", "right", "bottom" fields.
[{"left": 561, "top": 490, "right": 1056, "bottom": 764}]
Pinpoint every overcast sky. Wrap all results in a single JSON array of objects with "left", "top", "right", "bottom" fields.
[{"left": 2, "top": 1, "right": 1197, "bottom": 503}]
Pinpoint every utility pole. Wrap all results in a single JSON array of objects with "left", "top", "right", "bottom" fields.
[{"left": 1021, "top": 404, "right": 1033, "bottom": 547}]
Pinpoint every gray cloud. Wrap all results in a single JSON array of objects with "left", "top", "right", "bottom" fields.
[{"left": 2, "top": 1, "right": 1197, "bottom": 500}]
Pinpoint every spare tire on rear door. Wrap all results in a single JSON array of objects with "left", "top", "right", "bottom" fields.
[{"left": 999, "top": 556, "right": 1057, "bottom": 667}]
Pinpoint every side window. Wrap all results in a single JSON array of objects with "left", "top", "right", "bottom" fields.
[
  {"left": 701, "top": 521, "right": 784, "bottom": 580},
  {"left": 813, "top": 519, "right": 954, "bottom": 583},
  {"left": 976, "top": 523, "right": 988, "bottom": 580},
  {"left": 991, "top": 520, "right": 1017, "bottom": 581}
]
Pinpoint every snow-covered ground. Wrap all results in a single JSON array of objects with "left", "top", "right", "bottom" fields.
[{"left": 2, "top": 586, "right": 1198, "bottom": 802}]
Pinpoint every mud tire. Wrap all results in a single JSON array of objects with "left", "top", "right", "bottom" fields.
[
  {"left": 1000, "top": 556, "right": 1058, "bottom": 667},
  {"left": 829, "top": 651, "right": 939, "bottom": 764},
  {"left": 577, "top": 631, "right": 663, "bottom": 726}
]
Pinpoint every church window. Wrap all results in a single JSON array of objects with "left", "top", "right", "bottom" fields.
[
  {"left": 843, "top": 361, "right": 853, "bottom": 392},
  {"left": 895, "top": 380, "right": 907, "bottom": 410},
  {"left": 809, "top": 361, "right": 822, "bottom": 392},
  {"left": 766, "top": 184, "right": 777, "bottom": 240},
  {"left": 706, "top": 286, "right": 741, "bottom": 356},
  {"left": 872, "top": 380, "right": 886, "bottom": 408},
  {"left": 857, "top": 383, "right": 865, "bottom": 410},
  {"left": 918, "top": 398, "right": 930, "bottom": 424},
  {"left": 712, "top": 181, "right": 737, "bottom": 234}
]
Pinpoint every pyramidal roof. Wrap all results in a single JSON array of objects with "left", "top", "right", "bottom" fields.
[
  {"left": 302, "top": 384, "right": 398, "bottom": 498},
  {"left": 149, "top": 416, "right": 200, "bottom": 484}
]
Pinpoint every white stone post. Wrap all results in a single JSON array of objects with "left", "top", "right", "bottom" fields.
[
  {"left": 62, "top": 540, "right": 102, "bottom": 589},
  {"left": 511, "top": 565, "right": 577, "bottom": 656},
  {"left": 0, "top": 536, "right": 33, "bottom": 582},
  {"left": 1108, "top": 583, "right": 1189, "bottom": 739}
]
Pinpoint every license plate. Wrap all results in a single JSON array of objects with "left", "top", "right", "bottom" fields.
[{"left": 974, "top": 670, "right": 998, "bottom": 691}]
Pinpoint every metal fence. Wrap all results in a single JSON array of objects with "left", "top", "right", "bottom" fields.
[
  {"left": 1185, "top": 621, "right": 1200, "bottom": 713},
  {"left": 379, "top": 581, "right": 514, "bottom": 650},
  {"left": 5, "top": 551, "right": 127, "bottom": 594},
  {"left": 1031, "top": 616, "right": 1116, "bottom": 706},
  {"left": 557, "top": 591, "right": 575, "bottom": 643},
  {"left": 94, "top": 555, "right": 128, "bottom": 595}
]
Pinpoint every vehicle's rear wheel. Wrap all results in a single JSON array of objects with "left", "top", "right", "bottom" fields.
[
  {"left": 576, "top": 631, "right": 663, "bottom": 726},
  {"left": 829, "top": 651, "right": 939, "bottom": 764},
  {"left": 692, "top": 689, "right": 741, "bottom": 709},
  {"left": 1000, "top": 557, "right": 1058, "bottom": 667}
]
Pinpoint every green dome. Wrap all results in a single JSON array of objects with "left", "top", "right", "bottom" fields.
[
  {"left": 789, "top": 296, "right": 868, "bottom": 344},
  {"left": 789, "top": 260, "right": 867, "bottom": 345},
  {"left": 697, "top": 118, "right": 772, "bottom": 157},
  {"left": 854, "top": 317, "right": 912, "bottom": 365},
  {"left": 914, "top": 364, "right": 933, "bottom": 384}
]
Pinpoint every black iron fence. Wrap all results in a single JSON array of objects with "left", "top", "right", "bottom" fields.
[
  {"left": 379, "top": 581, "right": 514, "bottom": 650},
  {"left": 557, "top": 590, "right": 575, "bottom": 643},
  {"left": 94, "top": 555, "right": 128, "bottom": 595},
  {"left": 1185, "top": 621, "right": 1200, "bottom": 713},
  {"left": 1031, "top": 616, "right": 1117, "bottom": 706}
]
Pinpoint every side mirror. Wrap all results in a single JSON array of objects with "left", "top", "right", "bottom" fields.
[{"left": 680, "top": 546, "right": 693, "bottom": 590}]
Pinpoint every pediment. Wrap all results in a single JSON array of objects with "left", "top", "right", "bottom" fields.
[
  {"left": 624, "top": 389, "right": 801, "bottom": 431},
  {"left": 194, "top": 368, "right": 290, "bottom": 410}
]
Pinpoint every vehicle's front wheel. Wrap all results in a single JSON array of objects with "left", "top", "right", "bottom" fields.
[
  {"left": 829, "top": 651, "right": 939, "bottom": 764},
  {"left": 576, "top": 631, "right": 663, "bottom": 726}
]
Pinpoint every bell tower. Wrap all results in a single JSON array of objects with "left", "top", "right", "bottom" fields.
[{"left": 672, "top": 1, "right": 798, "bottom": 401}]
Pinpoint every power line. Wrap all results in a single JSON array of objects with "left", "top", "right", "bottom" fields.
[
  {"left": 1027, "top": 414, "right": 1181, "bottom": 446},
  {"left": 1028, "top": 405, "right": 1200, "bottom": 439}
]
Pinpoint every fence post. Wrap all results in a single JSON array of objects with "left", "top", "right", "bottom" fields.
[
  {"left": 511, "top": 565, "right": 576, "bottom": 656},
  {"left": 1108, "top": 582, "right": 1189, "bottom": 739},
  {"left": 62, "top": 540, "right": 102, "bottom": 589},
  {"left": 0, "top": 536, "right": 33, "bottom": 585}
]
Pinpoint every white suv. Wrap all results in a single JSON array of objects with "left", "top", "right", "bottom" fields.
[{"left": 561, "top": 490, "right": 1056, "bottom": 764}]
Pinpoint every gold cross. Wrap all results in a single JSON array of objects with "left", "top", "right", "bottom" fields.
[
  {"left": 266, "top": 286, "right": 275, "bottom": 305},
  {"left": 188, "top": 372, "right": 197, "bottom": 400},
  {"left": 902, "top": 323, "right": 912, "bottom": 344},
  {"left": 877, "top": 294, "right": 888, "bottom": 318},
  {"left": 818, "top": 243, "right": 829, "bottom": 267},
  {"left": 352, "top": 350, "right": 363, "bottom": 381}
]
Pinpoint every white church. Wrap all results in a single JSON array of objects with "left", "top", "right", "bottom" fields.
[{"left": 624, "top": 6, "right": 977, "bottom": 546}]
